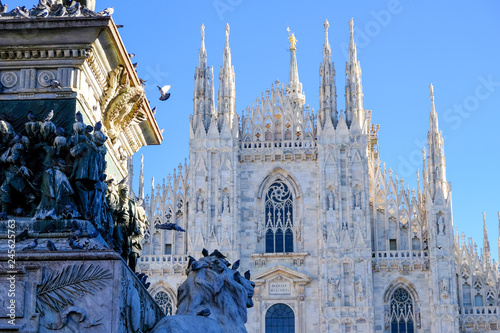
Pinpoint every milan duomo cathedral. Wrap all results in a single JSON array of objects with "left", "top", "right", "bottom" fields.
[{"left": 136, "top": 19, "right": 500, "bottom": 332}]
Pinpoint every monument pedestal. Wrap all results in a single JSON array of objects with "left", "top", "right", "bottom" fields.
[{"left": 0, "top": 219, "right": 164, "bottom": 333}]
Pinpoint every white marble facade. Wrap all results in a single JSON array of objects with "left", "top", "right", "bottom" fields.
[{"left": 137, "top": 20, "right": 499, "bottom": 332}]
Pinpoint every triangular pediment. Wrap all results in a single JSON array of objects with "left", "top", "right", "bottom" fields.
[{"left": 253, "top": 265, "right": 312, "bottom": 284}]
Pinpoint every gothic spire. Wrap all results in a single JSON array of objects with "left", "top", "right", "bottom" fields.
[
  {"left": 218, "top": 23, "right": 236, "bottom": 132},
  {"left": 138, "top": 154, "right": 144, "bottom": 200},
  {"left": 426, "top": 84, "right": 448, "bottom": 200},
  {"left": 319, "top": 19, "right": 337, "bottom": 129},
  {"left": 344, "top": 18, "right": 364, "bottom": 129},
  {"left": 484, "top": 212, "right": 491, "bottom": 263},
  {"left": 192, "top": 24, "right": 215, "bottom": 133},
  {"left": 286, "top": 27, "right": 305, "bottom": 105},
  {"left": 429, "top": 83, "right": 439, "bottom": 133}
]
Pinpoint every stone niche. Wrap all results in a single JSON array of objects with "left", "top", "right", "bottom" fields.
[
  {"left": 0, "top": 15, "right": 162, "bottom": 179},
  {"left": 0, "top": 219, "right": 164, "bottom": 333}
]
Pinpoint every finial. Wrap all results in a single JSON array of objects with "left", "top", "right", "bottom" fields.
[
  {"left": 430, "top": 83, "right": 434, "bottom": 101},
  {"left": 225, "top": 23, "right": 230, "bottom": 45},
  {"left": 324, "top": 19, "right": 329, "bottom": 32},
  {"left": 483, "top": 211, "right": 486, "bottom": 224},
  {"left": 287, "top": 27, "right": 298, "bottom": 51},
  {"left": 349, "top": 18, "right": 354, "bottom": 37},
  {"left": 201, "top": 24, "right": 205, "bottom": 39}
]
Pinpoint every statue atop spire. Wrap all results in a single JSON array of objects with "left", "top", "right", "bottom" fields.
[
  {"left": 201, "top": 23, "right": 205, "bottom": 42},
  {"left": 287, "top": 27, "right": 298, "bottom": 51},
  {"left": 225, "top": 23, "right": 230, "bottom": 46},
  {"left": 324, "top": 19, "right": 329, "bottom": 44}
]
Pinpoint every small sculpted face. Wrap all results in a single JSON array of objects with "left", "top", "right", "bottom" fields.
[{"left": 236, "top": 272, "right": 255, "bottom": 308}]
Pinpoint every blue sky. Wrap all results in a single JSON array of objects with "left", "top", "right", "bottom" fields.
[{"left": 8, "top": 1, "right": 500, "bottom": 259}]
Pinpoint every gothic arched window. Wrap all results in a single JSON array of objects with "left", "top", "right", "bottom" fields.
[
  {"left": 390, "top": 288, "right": 415, "bottom": 333},
  {"left": 265, "top": 303, "right": 295, "bottom": 333},
  {"left": 154, "top": 291, "right": 173, "bottom": 316},
  {"left": 265, "top": 180, "right": 293, "bottom": 253}
]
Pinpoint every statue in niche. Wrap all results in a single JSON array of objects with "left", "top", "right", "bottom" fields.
[
  {"left": 222, "top": 194, "right": 229, "bottom": 214},
  {"left": 437, "top": 214, "right": 445, "bottom": 235},
  {"left": 327, "top": 191, "right": 334, "bottom": 210},
  {"left": 328, "top": 277, "right": 340, "bottom": 301},
  {"left": 355, "top": 277, "right": 364, "bottom": 301},
  {"left": 440, "top": 275, "right": 449, "bottom": 299},
  {"left": 197, "top": 195, "right": 204, "bottom": 213},
  {"left": 353, "top": 190, "right": 361, "bottom": 209}
]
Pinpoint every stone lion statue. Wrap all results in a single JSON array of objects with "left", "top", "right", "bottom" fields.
[{"left": 151, "top": 251, "right": 255, "bottom": 333}]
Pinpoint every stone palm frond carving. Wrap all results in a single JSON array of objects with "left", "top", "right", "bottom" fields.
[
  {"left": 101, "top": 65, "right": 146, "bottom": 143},
  {"left": 36, "top": 264, "right": 112, "bottom": 313}
]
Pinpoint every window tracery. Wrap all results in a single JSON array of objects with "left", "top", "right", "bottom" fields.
[
  {"left": 154, "top": 291, "right": 174, "bottom": 316},
  {"left": 390, "top": 288, "right": 415, "bottom": 333},
  {"left": 265, "top": 179, "right": 293, "bottom": 253}
]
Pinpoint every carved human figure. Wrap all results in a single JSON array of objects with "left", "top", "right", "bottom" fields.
[
  {"left": 68, "top": 113, "right": 99, "bottom": 220},
  {"left": 34, "top": 122, "right": 79, "bottom": 220},
  {"left": 355, "top": 277, "right": 364, "bottom": 300},
  {"left": 328, "top": 277, "right": 340, "bottom": 301},
  {"left": 437, "top": 214, "right": 445, "bottom": 235},
  {"left": 104, "top": 177, "right": 119, "bottom": 242},
  {"left": 0, "top": 134, "right": 35, "bottom": 214},
  {"left": 197, "top": 195, "right": 203, "bottom": 213},
  {"left": 113, "top": 183, "right": 138, "bottom": 263},
  {"left": 353, "top": 190, "right": 361, "bottom": 209},
  {"left": 88, "top": 123, "right": 108, "bottom": 230},
  {"left": 327, "top": 191, "right": 334, "bottom": 210},
  {"left": 222, "top": 194, "right": 229, "bottom": 214},
  {"left": 129, "top": 200, "right": 147, "bottom": 272},
  {"left": 441, "top": 276, "right": 449, "bottom": 297}
]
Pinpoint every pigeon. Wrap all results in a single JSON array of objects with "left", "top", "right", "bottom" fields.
[
  {"left": 22, "top": 239, "right": 38, "bottom": 251},
  {"left": 232, "top": 260, "right": 240, "bottom": 270},
  {"left": 128, "top": 53, "right": 135, "bottom": 59},
  {"left": 68, "top": 2, "right": 81, "bottom": 16},
  {"left": 68, "top": 238, "right": 83, "bottom": 250},
  {"left": 27, "top": 111, "right": 37, "bottom": 122},
  {"left": 202, "top": 248, "right": 209, "bottom": 257},
  {"left": 244, "top": 270, "right": 251, "bottom": 280},
  {"left": 36, "top": 7, "right": 49, "bottom": 18},
  {"left": 139, "top": 78, "right": 147, "bottom": 85},
  {"left": 137, "top": 273, "right": 145, "bottom": 280},
  {"left": 94, "top": 121, "right": 102, "bottom": 131},
  {"left": 187, "top": 256, "right": 196, "bottom": 268},
  {"left": 116, "top": 24, "right": 124, "bottom": 28},
  {"left": 15, "top": 6, "right": 30, "bottom": 18},
  {"left": 15, "top": 229, "right": 29, "bottom": 242},
  {"left": 75, "top": 111, "right": 83, "bottom": 123},
  {"left": 43, "top": 110, "right": 54, "bottom": 122},
  {"left": 0, "top": 1, "right": 7, "bottom": 14},
  {"left": 158, "top": 85, "right": 171, "bottom": 101},
  {"left": 49, "top": 79, "right": 62, "bottom": 89},
  {"left": 39, "top": 222, "right": 56, "bottom": 234},
  {"left": 0, "top": 211, "right": 7, "bottom": 220},
  {"left": 156, "top": 223, "right": 185, "bottom": 232},
  {"left": 210, "top": 249, "right": 226, "bottom": 259},
  {"left": 197, "top": 309, "right": 211, "bottom": 317},
  {"left": 144, "top": 282, "right": 150, "bottom": 289},
  {"left": 132, "top": 62, "right": 138, "bottom": 69},
  {"left": 46, "top": 240, "right": 58, "bottom": 251},
  {"left": 151, "top": 106, "right": 157, "bottom": 115},
  {"left": 53, "top": 4, "right": 67, "bottom": 17},
  {"left": 97, "top": 7, "right": 114, "bottom": 16},
  {"left": 140, "top": 274, "right": 148, "bottom": 284}
]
